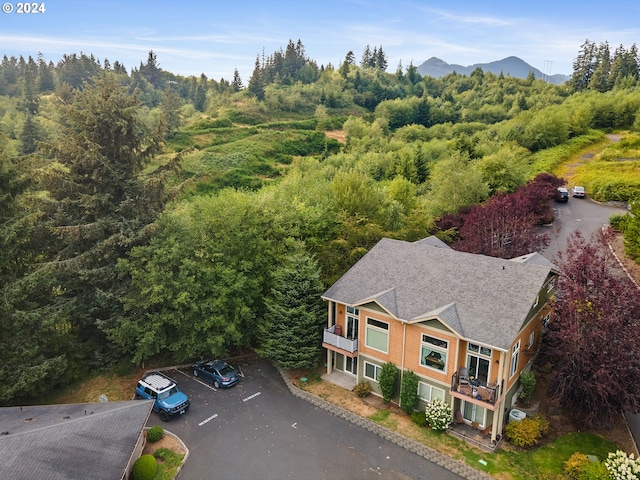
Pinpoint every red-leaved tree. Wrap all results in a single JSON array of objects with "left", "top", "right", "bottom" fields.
[
  {"left": 544, "top": 230, "right": 640, "bottom": 428},
  {"left": 441, "top": 173, "right": 560, "bottom": 258}
]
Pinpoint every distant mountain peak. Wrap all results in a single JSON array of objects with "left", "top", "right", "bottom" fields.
[{"left": 416, "top": 56, "right": 569, "bottom": 85}]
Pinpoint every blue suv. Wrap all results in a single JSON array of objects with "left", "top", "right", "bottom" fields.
[
  {"left": 135, "top": 372, "right": 190, "bottom": 422},
  {"left": 193, "top": 359, "right": 240, "bottom": 388}
]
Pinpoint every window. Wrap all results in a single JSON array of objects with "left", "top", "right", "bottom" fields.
[
  {"left": 420, "top": 334, "right": 448, "bottom": 371},
  {"left": 346, "top": 306, "right": 359, "bottom": 340},
  {"left": 418, "top": 382, "right": 445, "bottom": 403},
  {"left": 542, "top": 313, "right": 551, "bottom": 330},
  {"left": 510, "top": 340, "right": 520, "bottom": 378},
  {"left": 533, "top": 295, "right": 539, "bottom": 308},
  {"left": 365, "top": 317, "right": 389, "bottom": 353},
  {"left": 547, "top": 277, "right": 556, "bottom": 293},
  {"left": 527, "top": 332, "right": 535, "bottom": 348},
  {"left": 364, "top": 362, "right": 382, "bottom": 382},
  {"left": 467, "top": 343, "right": 492, "bottom": 384}
]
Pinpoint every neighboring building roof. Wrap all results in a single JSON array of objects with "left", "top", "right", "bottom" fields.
[
  {"left": 0, "top": 400, "right": 153, "bottom": 480},
  {"left": 322, "top": 237, "right": 554, "bottom": 351}
]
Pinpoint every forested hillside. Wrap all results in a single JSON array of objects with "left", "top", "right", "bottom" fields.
[{"left": 2, "top": 40, "right": 640, "bottom": 405}]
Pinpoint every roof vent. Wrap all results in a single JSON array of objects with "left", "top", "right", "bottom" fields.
[
  {"left": 24, "top": 418, "right": 34, "bottom": 422},
  {"left": 502, "top": 265, "right": 505, "bottom": 270},
  {"left": 1, "top": 431, "right": 9, "bottom": 435}
]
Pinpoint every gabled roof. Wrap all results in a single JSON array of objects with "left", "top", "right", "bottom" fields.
[
  {"left": 0, "top": 400, "right": 153, "bottom": 480},
  {"left": 322, "top": 237, "right": 554, "bottom": 351}
]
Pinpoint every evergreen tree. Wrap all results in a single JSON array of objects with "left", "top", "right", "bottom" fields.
[
  {"left": 36, "top": 53, "right": 55, "bottom": 92},
  {"left": 247, "top": 56, "right": 265, "bottom": 100},
  {"left": 571, "top": 39, "right": 597, "bottom": 91},
  {"left": 34, "top": 75, "right": 173, "bottom": 368},
  {"left": 20, "top": 114, "right": 39, "bottom": 154},
  {"left": 589, "top": 41, "right": 611, "bottom": 92},
  {"left": 258, "top": 247, "right": 326, "bottom": 370},
  {"left": 232, "top": 68, "right": 243, "bottom": 91},
  {"left": 140, "top": 50, "right": 163, "bottom": 89},
  {"left": 375, "top": 45, "right": 388, "bottom": 71},
  {"left": 361, "top": 45, "right": 372, "bottom": 67}
]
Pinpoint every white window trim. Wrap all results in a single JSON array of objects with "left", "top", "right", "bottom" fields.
[
  {"left": 510, "top": 340, "right": 520, "bottom": 378},
  {"left": 365, "top": 317, "right": 389, "bottom": 353},
  {"left": 527, "top": 332, "right": 535, "bottom": 348},
  {"left": 417, "top": 381, "right": 445, "bottom": 403},
  {"left": 363, "top": 361, "right": 382, "bottom": 382},
  {"left": 547, "top": 278, "right": 556, "bottom": 293}
]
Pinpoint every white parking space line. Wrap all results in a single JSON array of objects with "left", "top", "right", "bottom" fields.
[
  {"left": 242, "top": 392, "right": 261, "bottom": 402},
  {"left": 198, "top": 413, "right": 218, "bottom": 426}
]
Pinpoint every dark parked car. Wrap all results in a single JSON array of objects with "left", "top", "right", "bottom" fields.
[
  {"left": 193, "top": 359, "right": 240, "bottom": 388},
  {"left": 556, "top": 187, "right": 569, "bottom": 202}
]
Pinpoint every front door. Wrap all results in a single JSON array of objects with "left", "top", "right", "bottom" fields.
[
  {"left": 462, "top": 400, "right": 486, "bottom": 428},
  {"left": 345, "top": 356, "right": 357, "bottom": 375}
]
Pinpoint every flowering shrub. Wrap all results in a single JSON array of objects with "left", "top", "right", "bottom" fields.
[
  {"left": 605, "top": 450, "right": 640, "bottom": 480},
  {"left": 424, "top": 398, "right": 452, "bottom": 431}
]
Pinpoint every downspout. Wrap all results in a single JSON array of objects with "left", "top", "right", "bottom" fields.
[
  {"left": 400, "top": 322, "right": 407, "bottom": 408},
  {"left": 492, "top": 350, "right": 507, "bottom": 443}
]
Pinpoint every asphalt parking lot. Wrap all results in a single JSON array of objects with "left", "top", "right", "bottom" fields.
[{"left": 147, "top": 359, "right": 463, "bottom": 480}]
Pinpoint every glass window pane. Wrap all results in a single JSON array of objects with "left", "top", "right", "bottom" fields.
[
  {"left": 366, "top": 327, "right": 388, "bottom": 352},
  {"left": 432, "top": 388, "right": 445, "bottom": 402},
  {"left": 421, "top": 346, "right": 446, "bottom": 370},
  {"left": 365, "top": 362, "right": 376, "bottom": 380},
  {"left": 418, "top": 382, "right": 431, "bottom": 401}
]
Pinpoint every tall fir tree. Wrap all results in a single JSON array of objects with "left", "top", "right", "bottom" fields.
[{"left": 258, "top": 247, "right": 325, "bottom": 370}]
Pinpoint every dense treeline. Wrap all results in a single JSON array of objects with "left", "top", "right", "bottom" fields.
[{"left": 1, "top": 41, "right": 640, "bottom": 405}]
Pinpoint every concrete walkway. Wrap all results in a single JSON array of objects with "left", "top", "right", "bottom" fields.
[{"left": 279, "top": 369, "right": 493, "bottom": 480}]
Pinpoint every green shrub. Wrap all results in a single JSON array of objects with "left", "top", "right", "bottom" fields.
[
  {"left": 609, "top": 213, "right": 630, "bottom": 231},
  {"left": 400, "top": 370, "right": 419, "bottom": 414},
  {"left": 518, "top": 370, "right": 536, "bottom": 405},
  {"left": 132, "top": 454, "right": 157, "bottom": 480},
  {"left": 353, "top": 382, "right": 371, "bottom": 398},
  {"left": 424, "top": 398, "right": 452, "bottom": 431},
  {"left": 410, "top": 411, "right": 428, "bottom": 427},
  {"left": 505, "top": 416, "right": 550, "bottom": 448},
  {"left": 378, "top": 362, "right": 398, "bottom": 403},
  {"left": 146, "top": 426, "right": 164, "bottom": 443},
  {"left": 563, "top": 452, "right": 591, "bottom": 479},
  {"left": 580, "top": 461, "right": 610, "bottom": 480}
]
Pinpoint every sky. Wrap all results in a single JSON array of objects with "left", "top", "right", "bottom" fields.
[{"left": 1, "top": 0, "right": 639, "bottom": 82}]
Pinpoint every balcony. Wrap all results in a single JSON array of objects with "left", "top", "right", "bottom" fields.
[
  {"left": 323, "top": 325, "right": 358, "bottom": 356},
  {"left": 450, "top": 371, "right": 500, "bottom": 409}
]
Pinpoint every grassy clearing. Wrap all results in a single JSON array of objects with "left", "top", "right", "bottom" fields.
[
  {"left": 152, "top": 448, "right": 185, "bottom": 480},
  {"left": 49, "top": 369, "right": 143, "bottom": 404}
]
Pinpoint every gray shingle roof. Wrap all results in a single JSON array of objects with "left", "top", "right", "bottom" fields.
[
  {"left": 0, "top": 400, "right": 153, "bottom": 480},
  {"left": 322, "top": 237, "right": 553, "bottom": 351}
]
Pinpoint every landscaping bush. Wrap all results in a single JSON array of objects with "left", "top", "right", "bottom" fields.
[
  {"left": 563, "top": 452, "right": 591, "bottom": 479},
  {"left": 379, "top": 362, "right": 398, "bottom": 403},
  {"left": 410, "top": 411, "right": 428, "bottom": 427},
  {"left": 605, "top": 450, "right": 640, "bottom": 479},
  {"left": 518, "top": 370, "right": 536, "bottom": 405},
  {"left": 424, "top": 398, "right": 452, "bottom": 431},
  {"left": 399, "top": 370, "right": 419, "bottom": 414},
  {"left": 353, "top": 382, "right": 371, "bottom": 398},
  {"left": 132, "top": 454, "right": 157, "bottom": 480},
  {"left": 146, "top": 426, "right": 164, "bottom": 443},
  {"left": 505, "top": 416, "right": 550, "bottom": 448},
  {"left": 580, "top": 461, "right": 610, "bottom": 480}
]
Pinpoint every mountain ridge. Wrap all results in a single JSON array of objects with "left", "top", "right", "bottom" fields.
[{"left": 416, "top": 56, "right": 570, "bottom": 85}]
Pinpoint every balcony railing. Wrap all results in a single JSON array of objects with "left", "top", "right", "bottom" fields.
[
  {"left": 451, "top": 371, "right": 499, "bottom": 405},
  {"left": 323, "top": 325, "right": 358, "bottom": 354}
]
